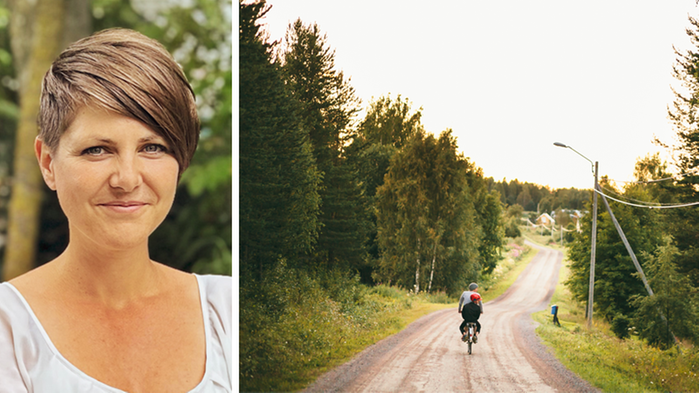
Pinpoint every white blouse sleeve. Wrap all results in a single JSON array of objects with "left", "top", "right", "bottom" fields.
[{"left": 0, "top": 283, "right": 30, "bottom": 392}]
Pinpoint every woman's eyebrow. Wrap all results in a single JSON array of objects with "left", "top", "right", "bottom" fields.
[
  {"left": 93, "top": 137, "right": 115, "bottom": 145},
  {"left": 85, "top": 136, "right": 165, "bottom": 144},
  {"left": 139, "top": 136, "right": 165, "bottom": 143}
]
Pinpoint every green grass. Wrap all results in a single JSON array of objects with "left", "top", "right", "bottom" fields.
[{"left": 532, "top": 256, "right": 699, "bottom": 392}]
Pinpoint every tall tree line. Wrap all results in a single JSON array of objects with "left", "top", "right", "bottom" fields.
[
  {"left": 239, "top": 0, "right": 504, "bottom": 294},
  {"left": 488, "top": 178, "right": 588, "bottom": 213}
]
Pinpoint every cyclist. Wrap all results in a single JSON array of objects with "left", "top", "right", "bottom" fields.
[{"left": 458, "top": 283, "right": 483, "bottom": 342}]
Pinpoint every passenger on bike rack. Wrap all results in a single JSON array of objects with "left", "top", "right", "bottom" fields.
[{"left": 458, "top": 283, "right": 483, "bottom": 342}]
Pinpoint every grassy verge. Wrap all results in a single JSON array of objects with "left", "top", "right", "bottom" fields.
[
  {"left": 479, "top": 241, "right": 538, "bottom": 303},
  {"left": 532, "top": 256, "right": 699, "bottom": 392},
  {"left": 522, "top": 226, "right": 566, "bottom": 252}
]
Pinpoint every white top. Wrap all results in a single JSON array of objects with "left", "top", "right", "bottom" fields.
[
  {"left": 0, "top": 274, "right": 232, "bottom": 392},
  {"left": 458, "top": 290, "right": 483, "bottom": 312}
]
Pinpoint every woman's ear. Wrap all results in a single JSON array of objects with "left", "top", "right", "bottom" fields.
[{"left": 35, "top": 137, "right": 56, "bottom": 190}]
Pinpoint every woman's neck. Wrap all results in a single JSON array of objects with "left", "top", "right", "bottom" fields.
[{"left": 53, "top": 241, "right": 165, "bottom": 309}]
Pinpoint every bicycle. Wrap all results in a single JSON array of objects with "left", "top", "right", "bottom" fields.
[{"left": 462, "top": 322, "right": 478, "bottom": 355}]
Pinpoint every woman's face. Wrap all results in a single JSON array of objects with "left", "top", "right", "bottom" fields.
[{"left": 36, "top": 107, "right": 180, "bottom": 251}]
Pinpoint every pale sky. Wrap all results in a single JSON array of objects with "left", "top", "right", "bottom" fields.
[{"left": 258, "top": 0, "right": 699, "bottom": 189}]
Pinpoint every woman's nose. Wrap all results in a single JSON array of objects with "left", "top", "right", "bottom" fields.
[{"left": 108, "top": 155, "right": 143, "bottom": 192}]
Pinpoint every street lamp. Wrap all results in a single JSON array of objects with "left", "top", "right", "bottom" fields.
[{"left": 554, "top": 142, "right": 598, "bottom": 329}]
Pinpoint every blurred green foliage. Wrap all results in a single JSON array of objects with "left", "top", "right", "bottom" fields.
[
  {"left": 110, "top": 0, "right": 233, "bottom": 275},
  {"left": 0, "top": 0, "right": 17, "bottom": 271}
]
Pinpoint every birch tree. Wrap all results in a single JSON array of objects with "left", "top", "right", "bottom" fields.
[{"left": 376, "top": 130, "right": 481, "bottom": 294}]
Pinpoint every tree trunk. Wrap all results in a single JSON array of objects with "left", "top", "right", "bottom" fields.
[
  {"left": 427, "top": 239, "right": 438, "bottom": 293},
  {"left": 427, "top": 217, "right": 441, "bottom": 293},
  {"left": 61, "top": 0, "right": 92, "bottom": 50},
  {"left": 2, "top": 0, "right": 66, "bottom": 281},
  {"left": 414, "top": 237, "right": 421, "bottom": 293}
]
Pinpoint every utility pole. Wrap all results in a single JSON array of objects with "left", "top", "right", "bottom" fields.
[
  {"left": 588, "top": 161, "right": 598, "bottom": 329},
  {"left": 553, "top": 142, "right": 598, "bottom": 329}
]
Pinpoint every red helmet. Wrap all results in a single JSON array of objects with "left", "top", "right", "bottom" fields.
[{"left": 470, "top": 293, "right": 481, "bottom": 302}]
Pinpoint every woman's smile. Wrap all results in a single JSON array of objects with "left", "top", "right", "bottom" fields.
[{"left": 98, "top": 200, "right": 150, "bottom": 214}]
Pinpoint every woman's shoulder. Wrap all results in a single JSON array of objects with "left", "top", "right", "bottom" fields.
[
  {"left": 0, "top": 281, "right": 29, "bottom": 317},
  {"left": 196, "top": 274, "right": 231, "bottom": 305},
  {"left": 195, "top": 274, "right": 232, "bottom": 317},
  {"left": 196, "top": 274, "right": 232, "bottom": 294}
]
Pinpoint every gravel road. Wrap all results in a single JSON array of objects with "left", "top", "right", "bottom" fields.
[{"left": 304, "top": 241, "right": 600, "bottom": 392}]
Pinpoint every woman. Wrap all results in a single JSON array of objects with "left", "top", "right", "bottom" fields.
[{"left": 0, "top": 29, "right": 231, "bottom": 392}]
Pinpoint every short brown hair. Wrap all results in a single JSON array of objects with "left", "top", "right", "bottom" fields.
[{"left": 39, "top": 28, "right": 200, "bottom": 174}]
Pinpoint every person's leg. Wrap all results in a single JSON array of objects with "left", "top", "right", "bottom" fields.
[
  {"left": 471, "top": 321, "right": 481, "bottom": 343},
  {"left": 460, "top": 309, "right": 470, "bottom": 335}
]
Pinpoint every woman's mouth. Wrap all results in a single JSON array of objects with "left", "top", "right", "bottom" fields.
[{"left": 99, "top": 201, "right": 148, "bottom": 213}]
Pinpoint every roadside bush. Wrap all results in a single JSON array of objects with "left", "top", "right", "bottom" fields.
[
  {"left": 610, "top": 313, "right": 631, "bottom": 339},
  {"left": 240, "top": 263, "right": 414, "bottom": 392},
  {"left": 504, "top": 217, "right": 522, "bottom": 238},
  {"left": 319, "top": 269, "right": 367, "bottom": 312},
  {"left": 419, "top": 290, "right": 453, "bottom": 304},
  {"left": 371, "top": 284, "right": 406, "bottom": 300}
]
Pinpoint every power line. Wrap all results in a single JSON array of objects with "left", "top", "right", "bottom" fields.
[
  {"left": 598, "top": 185, "right": 695, "bottom": 207},
  {"left": 594, "top": 188, "right": 699, "bottom": 209}
]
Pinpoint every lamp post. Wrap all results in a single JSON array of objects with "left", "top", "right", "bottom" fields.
[{"left": 554, "top": 142, "right": 598, "bottom": 329}]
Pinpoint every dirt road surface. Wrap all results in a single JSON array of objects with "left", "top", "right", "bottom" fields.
[{"left": 304, "top": 241, "right": 599, "bottom": 392}]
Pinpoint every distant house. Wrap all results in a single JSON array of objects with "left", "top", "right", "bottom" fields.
[{"left": 536, "top": 213, "right": 555, "bottom": 226}]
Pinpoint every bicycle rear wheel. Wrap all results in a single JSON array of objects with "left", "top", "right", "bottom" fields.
[{"left": 467, "top": 324, "right": 475, "bottom": 355}]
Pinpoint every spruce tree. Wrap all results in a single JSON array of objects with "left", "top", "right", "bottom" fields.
[
  {"left": 665, "top": 15, "right": 699, "bottom": 283},
  {"left": 631, "top": 237, "right": 699, "bottom": 348},
  {"left": 239, "top": 1, "right": 321, "bottom": 279},
  {"left": 280, "top": 19, "right": 366, "bottom": 271}
]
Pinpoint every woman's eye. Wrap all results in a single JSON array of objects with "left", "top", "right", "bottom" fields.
[
  {"left": 143, "top": 144, "right": 168, "bottom": 153},
  {"left": 82, "top": 146, "right": 104, "bottom": 155}
]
